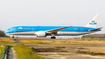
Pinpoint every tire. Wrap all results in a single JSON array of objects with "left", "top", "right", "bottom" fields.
[
  {"left": 12, "top": 36, "right": 14, "bottom": 38},
  {"left": 51, "top": 37, "right": 56, "bottom": 39}
]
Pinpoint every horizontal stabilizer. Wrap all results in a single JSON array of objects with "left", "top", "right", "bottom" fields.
[{"left": 89, "top": 27, "right": 102, "bottom": 31}]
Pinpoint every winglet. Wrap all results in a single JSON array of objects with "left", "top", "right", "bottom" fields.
[{"left": 85, "top": 13, "right": 101, "bottom": 28}]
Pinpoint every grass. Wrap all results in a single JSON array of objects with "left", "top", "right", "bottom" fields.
[
  {"left": 0, "top": 45, "right": 6, "bottom": 59},
  {"left": 23, "top": 39, "right": 105, "bottom": 45},
  {"left": 14, "top": 44, "right": 45, "bottom": 59},
  {"left": 20, "top": 39, "right": 104, "bottom": 45},
  {"left": 20, "top": 39, "right": 74, "bottom": 44},
  {"left": 20, "top": 39, "right": 50, "bottom": 44},
  {"left": 0, "top": 38, "right": 15, "bottom": 44},
  {"left": 1, "top": 38, "right": 105, "bottom": 45}
]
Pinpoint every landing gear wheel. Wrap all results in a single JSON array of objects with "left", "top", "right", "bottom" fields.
[
  {"left": 12, "top": 35, "right": 14, "bottom": 38},
  {"left": 51, "top": 37, "right": 56, "bottom": 39}
]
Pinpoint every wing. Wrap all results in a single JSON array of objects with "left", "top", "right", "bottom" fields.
[
  {"left": 89, "top": 27, "right": 102, "bottom": 31},
  {"left": 45, "top": 26, "right": 72, "bottom": 34}
]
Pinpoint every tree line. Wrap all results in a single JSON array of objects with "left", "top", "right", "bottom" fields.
[
  {"left": 0, "top": 30, "right": 8, "bottom": 37},
  {"left": 82, "top": 34, "right": 105, "bottom": 39}
]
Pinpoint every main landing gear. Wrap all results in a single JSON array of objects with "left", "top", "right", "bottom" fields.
[
  {"left": 51, "top": 34, "right": 56, "bottom": 39},
  {"left": 51, "top": 37, "right": 56, "bottom": 39}
]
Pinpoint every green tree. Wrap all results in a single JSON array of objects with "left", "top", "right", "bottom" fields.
[
  {"left": 0, "top": 30, "right": 5, "bottom": 37},
  {"left": 81, "top": 35, "right": 86, "bottom": 40}
]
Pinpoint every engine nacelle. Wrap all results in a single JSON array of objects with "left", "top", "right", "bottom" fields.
[{"left": 35, "top": 31, "right": 47, "bottom": 37}]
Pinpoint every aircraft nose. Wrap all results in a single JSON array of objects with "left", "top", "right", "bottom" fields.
[{"left": 5, "top": 30, "right": 9, "bottom": 33}]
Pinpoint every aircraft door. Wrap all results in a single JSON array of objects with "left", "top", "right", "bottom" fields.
[
  {"left": 36, "top": 26, "right": 40, "bottom": 31},
  {"left": 13, "top": 28, "right": 16, "bottom": 32}
]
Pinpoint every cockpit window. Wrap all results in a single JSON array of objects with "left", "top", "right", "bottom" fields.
[{"left": 8, "top": 29, "right": 10, "bottom": 30}]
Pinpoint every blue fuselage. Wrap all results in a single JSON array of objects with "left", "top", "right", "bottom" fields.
[{"left": 5, "top": 26, "right": 97, "bottom": 36}]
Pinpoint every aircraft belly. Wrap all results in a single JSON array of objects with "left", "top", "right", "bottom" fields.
[
  {"left": 57, "top": 31, "right": 90, "bottom": 36},
  {"left": 7, "top": 31, "right": 93, "bottom": 36},
  {"left": 7, "top": 31, "right": 35, "bottom": 35}
]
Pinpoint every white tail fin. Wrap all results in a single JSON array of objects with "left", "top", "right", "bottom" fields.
[{"left": 85, "top": 13, "right": 101, "bottom": 28}]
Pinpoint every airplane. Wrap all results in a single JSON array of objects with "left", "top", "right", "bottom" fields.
[{"left": 5, "top": 14, "right": 102, "bottom": 39}]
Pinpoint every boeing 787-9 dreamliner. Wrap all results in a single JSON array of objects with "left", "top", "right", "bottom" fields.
[{"left": 5, "top": 14, "right": 102, "bottom": 39}]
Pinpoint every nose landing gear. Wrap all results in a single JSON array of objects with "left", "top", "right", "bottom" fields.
[{"left": 11, "top": 35, "right": 14, "bottom": 38}]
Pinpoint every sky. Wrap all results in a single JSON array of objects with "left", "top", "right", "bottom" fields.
[{"left": 0, "top": 0, "right": 105, "bottom": 38}]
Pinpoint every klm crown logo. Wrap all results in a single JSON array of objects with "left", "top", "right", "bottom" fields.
[
  {"left": 89, "top": 21, "right": 97, "bottom": 25},
  {"left": 18, "top": 27, "right": 23, "bottom": 29}
]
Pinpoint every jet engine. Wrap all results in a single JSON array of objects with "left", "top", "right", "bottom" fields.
[{"left": 35, "top": 31, "right": 47, "bottom": 37}]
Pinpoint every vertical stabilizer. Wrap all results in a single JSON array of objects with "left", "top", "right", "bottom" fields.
[{"left": 85, "top": 13, "right": 101, "bottom": 28}]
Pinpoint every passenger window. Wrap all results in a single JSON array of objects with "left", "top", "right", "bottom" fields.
[
  {"left": 32, "top": 28, "right": 35, "bottom": 31},
  {"left": 81, "top": 28, "right": 84, "bottom": 30},
  {"left": 74, "top": 28, "right": 78, "bottom": 30}
]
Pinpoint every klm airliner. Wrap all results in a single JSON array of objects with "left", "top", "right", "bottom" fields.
[{"left": 5, "top": 14, "right": 102, "bottom": 39}]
